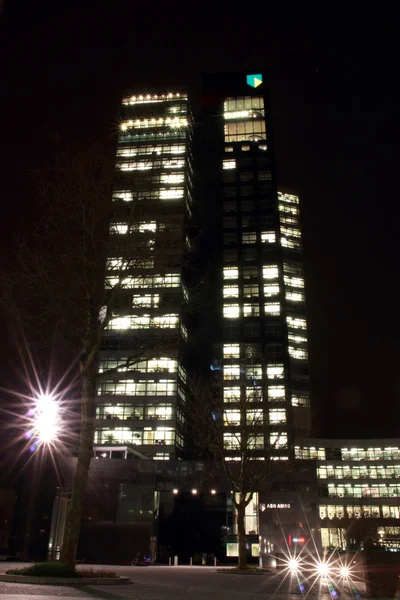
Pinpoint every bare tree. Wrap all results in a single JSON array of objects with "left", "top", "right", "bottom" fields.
[
  {"left": 187, "top": 376, "right": 284, "bottom": 570},
  {"left": 2, "top": 143, "right": 191, "bottom": 564}
]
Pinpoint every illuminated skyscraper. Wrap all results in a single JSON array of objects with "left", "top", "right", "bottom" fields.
[
  {"left": 94, "top": 74, "right": 311, "bottom": 462},
  {"left": 95, "top": 92, "right": 193, "bottom": 460},
  {"left": 199, "top": 72, "right": 311, "bottom": 460}
]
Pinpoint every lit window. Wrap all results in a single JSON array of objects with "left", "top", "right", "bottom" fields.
[
  {"left": 264, "top": 303, "right": 280, "bottom": 314},
  {"left": 245, "top": 365, "right": 262, "bottom": 379},
  {"left": 278, "top": 192, "right": 299, "bottom": 205},
  {"left": 259, "top": 171, "right": 271, "bottom": 181},
  {"left": 242, "top": 232, "right": 257, "bottom": 244},
  {"left": 132, "top": 295, "right": 160, "bottom": 307},
  {"left": 245, "top": 386, "right": 262, "bottom": 402},
  {"left": 107, "top": 317, "right": 131, "bottom": 330},
  {"left": 292, "top": 395, "right": 310, "bottom": 407},
  {"left": 289, "top": 346, "right": 308, "bottom": 360},
  {"left": 110, "top": 223, "right": 128, "bottom": 234},
  {"left": 246, "top": 409, "right": 263, "bottom": 425},
  {"left": 131, "top": 221, "right": 157, "bottom": 233},
  {"left": 267, "top": 364, "right": 284, "bottom": 379},
  {"left": 284, "top": 275, "right": 304, "bottom": 288},
  {"left": 223, "top": 159, "right": 236, "bottom": 169},
  {"left": 241, "top": 145, "right": 250, "bottom": 151},
  {"left": 224, "top": 366, "right": 240, "bottom": 380},
  {"left": 243, "top": 284, "right": 259, "bottom": 297},
  {"left": 279, "top": 203, "right": 298, "bottom": 216},
  {"left": 286, "top": 291, "right": 304, "bottom": 302},
  {"left": 223, "top": 304, "right": 240, "bottom": 318},
  {"left": 243, "top": 304, "right": 260, "bottom": 317},
  {"left": 224, "top": 433, "right": 241, "bottom": 449},
  {"left": 269, "top": 409, "right": 287, "bottom": 423},
  {"left": 261, "top": 231, "right": 276, "bottom": 244},
  {"left": 268, "top": 386, "right": 285, "bottom": 400},
  {"left": 223, "top": 267, "right": 239, "bottom": 279},
  {"left": 288, "top": 334, "right": 307, "bottom": 345},
  {"left": 281, "top": 238, "right": 301, "bottom": 249},
  {"left": 153, "top": 315, "right": 179, "bottom": 328},
  {"left": 259, "top": 144, "right": 267, "bottom": 151},
  {"left": 281, "top": 226, "right": 301, "bottom": 238},
  {"left": 223, "top": 286, "right": 239, "bottom": 298},
  {"left": 249, "top": 435, "right": 264, "bottom": 449},
  {"left": 161, "top": 173, "right": 185, "bottom": 184},
  {"left": 270, "top": 432, "right": 288, "bottom": 448},
  {"left": 287, "top": 316, "right": 307, "bottom": 330},
  {"left": 113, "top": 191, "right": 133, "bottom": 202},
  {"left": 263, "top": 266, "right": 279, "bottom": 279},
  {"left": 160, "top": 188, "right": 184, "bottom": 200},
  {"left": 224, "top": 410, "right": 241, "bottom": 425},
  {"left": 264, "top": 284, "right": 280, "bottom": 297},
  {"left": 223, "top": 344, "right": 240, "bottom": 358},
  {"left": 225, "top": 146, "right": 234, "bottom": 153},
  {"left": 223, "top": 387, "right": 240, "bottom": 402}
]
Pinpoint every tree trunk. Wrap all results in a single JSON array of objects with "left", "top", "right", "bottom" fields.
[
  {"left": 60, "top": 364, "right": 97, "bottom": 565},
  {"left": 237, "top": 501, "right": 247, "bottom": 570}
]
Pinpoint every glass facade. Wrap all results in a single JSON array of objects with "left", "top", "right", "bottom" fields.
[
  {"left": 96, "top": 91, "right": 192, "bottom": 459},
  {"left": 207, "top": 81, "right": 312, "bottom": 461}
]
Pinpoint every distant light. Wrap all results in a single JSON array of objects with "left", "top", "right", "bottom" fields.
[
  {"left": 317, "top": 562, "right": 330, "bottom": 577},
  {"left": 288, "top": 558, "right": 299, "bottom": 572},
  {"left": 340, "top": 566, "right": 350, "bottom": 578},
  {"left": 172, "top": 488, "right": 179, "bottom": 495},
  {"left": 211, "top": 489, "right": 216, "bottom": 495},
  {"left": 121, "top": 124, "right": 127, "bottom": 131},
  {"left": 191, "top": 489, "right": 198, "bottom": 495}
]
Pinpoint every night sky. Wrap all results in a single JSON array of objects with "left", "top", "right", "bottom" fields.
[{"left": 0, "top": 3, "right": 399, "bottom": 439}]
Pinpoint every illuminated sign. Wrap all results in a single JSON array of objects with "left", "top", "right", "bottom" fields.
[
  {"left": 266, "top": 503, "right": 291, "bottom": 509},
  {"left": 246, "top": 74, "right": 263, "bottom": 88}
]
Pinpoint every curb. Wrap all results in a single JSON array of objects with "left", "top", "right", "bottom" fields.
[{"left": 0, "top": 574, "right": 131, "bottom": 585}]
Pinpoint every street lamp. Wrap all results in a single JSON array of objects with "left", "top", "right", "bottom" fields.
[{"left": 25, "top": 393, "right": 61, "bottom": 450}]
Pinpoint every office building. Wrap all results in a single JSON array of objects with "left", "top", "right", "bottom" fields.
[
  {"left": 296, "top": 438, "right": 400, "bottom": 551},
  {"left": 95, "top": 91, "right": 193, "bottom": 460},
  {"left": 199, "top": 72, "right": 311, "bottom": 461}
]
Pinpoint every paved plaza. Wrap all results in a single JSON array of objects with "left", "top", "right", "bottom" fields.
[{"left": 0, "top": 563, "right": 375, "bottom": 600}]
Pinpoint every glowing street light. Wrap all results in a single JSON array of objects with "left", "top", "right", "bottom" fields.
[
  {"left": 172, "top": 488, "right": 179, "bottom": 495},
  {"left": 25, "top": 393, "right": 61, "bottom": 450},
  {"left": 191, "top": 489, "right": 198, "bottom": 495},
  {"left": 288, "top": 558, "right": 300, "bottom": 573},
  {"left": 316, "top": 561, "right": 330, "bottom": 577}
]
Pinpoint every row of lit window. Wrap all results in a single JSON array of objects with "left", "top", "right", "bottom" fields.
[
  {"left": 318, "top": 465, "right": 400, "bottom": 480},
  {"left": 223, "top": 303, "right": 279, "bottom": 317},
  {"left": 224, "top": 408, "right": 286, "bottom": 425},
  {"left": 222, "top": 387, "right": 309, "bottom": 407},
  {"left": 105, "top": 274, "right": 181, "bottom": 289},
  {"left": 106, "top": 314, "right": 179, "bottom": 330},
  {"left": 278, "top": 203, "right": 299, "bottom": 216},
  {"left": 224, "top": 96, "right": 264, "bottom": 112},
  {"left": 295, "top": 447, "right": 326, "bottom": 460},
  {"left": 96, "top": 403, "right": 174, "bottom": 421},
  {"left": 106, "top": 257, "right": 155, "bottom": 271},
  {"left": 223, "top": 265, "right": 278, "bottom": 279},
  {"left": 95, "top": 427, "right": 176, "bottom": 446},
  {"left": 97, "top": 380, "right": 177, "bottom": 396},
  {"left": 341, "top": 447, "right": 400, "bottom": 461},
  {"left": 120, "top": 117, "right": 188, "bottom": 131},
  {"left": 319, "top": 505, "right": 400, "bottom": 520},
  {"left": 122, "top": 93, "right": 186, "bottom": 104},
  {"left": 118, "top": 160, "right": 185, "bottom": 171},
  {"left": 116, "top": 144, "right": 186, "bottom": 157},
  {"left": 225, "top": 144, "right": 267, "bottom": 153},
  {"left": 222, "top": 363, "right": 282, "bottom": 378},
  {"left": 223, "top": 432, "right": 287, "bottom": 450},
  {"left": 326, "top": 484, "right": 400, "bottom": 498},
  {"left": 278, "top": 192, "right": 299, "bottom": 205},
  {"left": 111, "top": 190, "right": 184, "bottom": 211},
  {"left": 224, "top": 121, "right": 266, "bottom": 143},
  {"left": 98, "top": 358, "right": 177, "bottom": 374}
]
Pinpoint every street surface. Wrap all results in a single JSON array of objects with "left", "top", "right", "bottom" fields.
[{"left": 0, "top": 563, "right": 372, "bottom": 599}]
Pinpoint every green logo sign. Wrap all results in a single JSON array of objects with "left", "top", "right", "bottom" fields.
[{"left": 246, "top": 74, "right": 263, "bottom": 88}]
